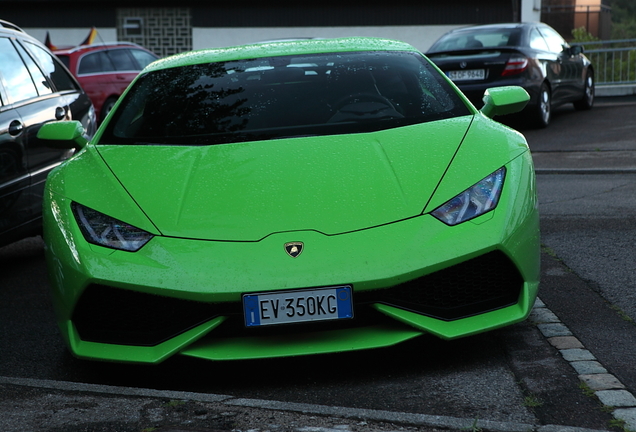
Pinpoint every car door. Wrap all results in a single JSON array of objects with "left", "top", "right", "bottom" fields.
[
  {"left": 76, "top": 50, "right": 120, "bottom": 119},
  {"left": 19, "top": 40, "right": 82, "bottom": 194},
  {"left": 76, "top": 48, "right": 141, "bottom": 120},
  {"left": 0, "top": 101, "right": 30, "bottom": 239},
  {"left": 0, "top": 36, "right": 45, "bottom": 238},
  {"left": 0, "top": 35, "right": 82, "bottom": 245},
  {"left": 537, "top": 25, "right": 582, "bottom": 102}
]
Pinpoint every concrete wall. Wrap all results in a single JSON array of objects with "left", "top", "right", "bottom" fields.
[
  {"left": 26, "top": 29, "right": 118, "bottom": 49},
  {"left": 521, "top": 0, "right": 543, "bottom": 22},
  {"left": 192, "top": 25, "right": 462, "bottom": 53},
  {"left": 28, "top": 25, "right": 459, "bottom": 54},
  {"left": 24, "top": 0, "right": 544, "bottom": 55}
]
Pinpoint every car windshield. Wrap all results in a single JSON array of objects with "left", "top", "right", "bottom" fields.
[
  {"left": 429, "top": 28, "right": 523, "bottom": 52},
  {"left": 99, "top": 50, "right": 470, "bottom": 146}
]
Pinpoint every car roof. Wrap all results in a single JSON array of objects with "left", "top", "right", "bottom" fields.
[
  {"left": 440, "top": 22, "right": 546, "bottom": 35},
  {"left": 0, "top": 19, "right": 26, "bottom": 34},
  {"left": 447, "top": 23, "right": 525, "bottom": 33},
  {"left": 145, "top": 37, "right": 419, "bottom": 73},
  {"left": 53, "top": 42, "right": 151, "bottom": 55},
  {"left": 0, "top": 19, "right": 51, "bottom": 48}
]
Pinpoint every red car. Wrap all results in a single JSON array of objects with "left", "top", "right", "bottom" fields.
[{"left": 54, "top": 43, "right": 158, "bottom": 123}]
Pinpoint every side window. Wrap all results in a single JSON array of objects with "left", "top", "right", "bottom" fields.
[
  {"left": 529, "top": 28, "right": 549, "bottom": 51},
  {"left": 109, "top": 49, "right": 137, "bottom": 71},
  {"left": 538, "top": 27, "right": 566, "bottom": 54},
  {"left": 24, "top": 41, "right": 78, "bottom": 91},
  {"left": 129, "top": 49, "right": 157, "bottom": 69},
  {"left": 0, "top": 37, "right": 39, "bottom": 103},
  {"left": 78, "top": 51, "right": 116, "bottom": 75},
  {"left": 78, "top": 52, "right": 100, "bottom": 74},
  {"left": 98, "top": 51, "right": 117, "bottom": 72},
  {"left": 14, "top": 42, "right": 52, "bottom": 96}
]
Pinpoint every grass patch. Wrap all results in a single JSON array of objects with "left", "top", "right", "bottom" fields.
[
  {"left": 609, "top": 417, "right": 630, "bottom": 431},
  {"left": 164, "top": 400, "right": 186, "bottom": 408},
  {"left": 610, "top": 305, "right": 635, "bottom": 324},
  {"left": 541, "top": 245, "right": 559, "bottom": 259},
  {"left": 461, "top": 418, "right": 483, "bottom": 432},
  {"left": 601, "top": 404, "right": 616, "bottom": 413},
  {"left": 579, "top": 381, "right": 596, "bottom": 398},
  {"left": 523, "top": 394, "right": 544, "bottom": 408}
]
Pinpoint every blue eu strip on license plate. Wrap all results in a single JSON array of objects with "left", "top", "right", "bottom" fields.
[{"left": 243, "top": 286, "right": 353, "bottom": 327}]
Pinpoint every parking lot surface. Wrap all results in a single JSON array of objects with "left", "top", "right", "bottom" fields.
[{"left": 1, "top": 96, "right": 636, "bottom": 432}]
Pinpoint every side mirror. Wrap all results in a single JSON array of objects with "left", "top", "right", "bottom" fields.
[
  {"left": 569, "top": 45, "right": 584, "bottom": 56},
  {"left": 480, "top": 86, "right": 530, "bottom": 118},
  {"left": 37, "top": 121, "right": 88, "bottom": 151}
]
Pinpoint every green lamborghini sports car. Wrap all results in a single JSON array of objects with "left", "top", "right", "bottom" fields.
[{"left": 38, "top": 37, "right": 540, "bottom": 364}]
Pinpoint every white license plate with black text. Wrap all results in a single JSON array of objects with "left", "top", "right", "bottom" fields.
[
  {"left": 243, "top": 286, "right": 353, "bottom": 327},
  {"left": 447, "top": 69, "right": 486, "bottom": 81}
]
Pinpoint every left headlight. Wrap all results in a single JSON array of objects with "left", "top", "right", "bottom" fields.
[
  {"left": 431, "top": 167, "right": 505, "bottom": 226},
  {"left": 72, "top": 202, "right": 154, "bottom": 252}
]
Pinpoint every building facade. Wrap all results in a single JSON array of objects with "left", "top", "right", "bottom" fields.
[
  {"left": 2, "top": 0, "right": 542, "bottom": 56},
  {"left": 541, "top": 0, "right": 611, "bottom": 39}
]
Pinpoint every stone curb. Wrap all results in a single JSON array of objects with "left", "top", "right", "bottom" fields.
[
  {"left": 530, "top": 298, "right": 636, "bottom": 431},
  {"left": 0, "top": 375, "right": 611, "bottom": 432}
]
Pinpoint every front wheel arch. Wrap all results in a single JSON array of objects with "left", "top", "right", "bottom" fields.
[{"left": 573, "top": 68, "right": 595, "bottom": 111}]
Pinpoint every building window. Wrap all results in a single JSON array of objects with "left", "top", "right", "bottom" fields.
[
  {"left": 124, "top": 18, "right": 143, "bottom": 37},
  {"left": 117, "top": 8, "right": 192, "bottom": 58}
]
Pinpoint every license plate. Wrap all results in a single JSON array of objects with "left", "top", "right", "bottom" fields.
[
  {"left": 243, "top": 286, "right": 353, "bottom": 327},
  {"left": 447, "top": 69, "right": 485, "bottom": 81}
]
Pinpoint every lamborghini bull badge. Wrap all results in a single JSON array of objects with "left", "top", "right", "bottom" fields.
[{"left": 285, "top": 242, "right": 304, "bottom": 258}]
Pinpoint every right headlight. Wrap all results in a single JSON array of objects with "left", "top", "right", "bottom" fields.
[
  {"left": 431, "top": 167, "right": 505, "bottom": 226},
  {"left": 72, "top": 202, "right": 154, "bottom": 252}
]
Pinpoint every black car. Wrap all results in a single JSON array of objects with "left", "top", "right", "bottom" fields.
[
  {"left": 0, "top": 20, "right": 96, "bottom": 247},
  {"left": 426, "top": 22, "right": 594, "bottom": 128}
]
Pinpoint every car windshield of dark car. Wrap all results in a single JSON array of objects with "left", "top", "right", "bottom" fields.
[
  {"left": 99, "top": 50, "right": 470, "bottom": 145},
  {"left": 429, "top": 29, "right": 522, "bottom": 52}
]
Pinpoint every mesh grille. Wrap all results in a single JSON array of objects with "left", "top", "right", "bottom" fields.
[
  {"left": 72, "top": 251, "right": 523, "bottom": 346},
  {"left": 72, "top": 285, "right": 225, "bottom": 346},
  {"left": 364, "top": 250, "right": 524, "bottom": 320}
]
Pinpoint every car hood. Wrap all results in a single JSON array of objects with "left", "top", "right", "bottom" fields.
[{"left": 96, "top": 118, "right": 472, "bottom": 241}]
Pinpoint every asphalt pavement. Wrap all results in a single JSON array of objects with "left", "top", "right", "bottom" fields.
[{"left": 2, "top": 97, "right": 636, "bottom": 432}]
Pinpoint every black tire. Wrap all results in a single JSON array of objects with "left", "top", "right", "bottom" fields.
[
  {"left": 99, "top": 97, "right": 118, "bottom": 123},
  {"left": 573, "top": 71, "right": 594, "bottom": 111},
  {"left": 532, "top": 82, "right": 551, "bottom": 128}
]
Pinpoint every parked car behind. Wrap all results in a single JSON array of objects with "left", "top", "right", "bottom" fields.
[
  {"left": 0, "top": 19, "right": 96, "bottom": 248},
  {"left": 53, "top": 42, "right": 158, "bottom": 123},
  {"left": 426, "top": 22, "right": 594, "bottom": 127}
]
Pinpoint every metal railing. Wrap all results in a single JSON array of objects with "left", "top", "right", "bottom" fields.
[{"left": 581, "top": 39, "right": 636, "bottom": 85}]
